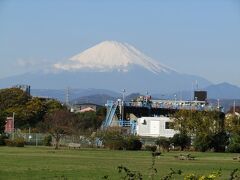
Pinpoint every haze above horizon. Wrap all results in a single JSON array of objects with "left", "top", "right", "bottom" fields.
[{"left": 0, "top": 0, "right": 240, "bottom": 86}]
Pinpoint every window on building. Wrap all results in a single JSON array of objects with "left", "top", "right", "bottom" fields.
[{"left": 165, "top": 122, "right": 174, "bottom": 129}]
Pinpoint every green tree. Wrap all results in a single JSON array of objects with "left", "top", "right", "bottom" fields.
[
  {"left": 172, "top": 110, "right": 226, "bottom": 152},
  {"left": 45, "top": 99, "right": 64, "bottom": 113},
  {"left": 96, "top": 107, "right": 106, "bottom": 128},
  {"left": 75, "top": 111, "right": 98, "bottom": 132},
  {"left": 24, "top": 97, "right": 46, "bottom": 127},
  {"left": 194, "top": 134, "right": 213, "bottom": 152},
  {"left": 171, "top": 133, "right": 191, "bottom": 151},
  {"left": 0, "top": 111, "right": 7, "bottom": 134},
  {"left": 211, "top": 132, "right": 229, "bottom": 152},
  {"left": 4, "top": 98, "right": 46, "bottom": 129},
  {"left": 0, "top": 88, "right": 30, "bottom": 110},
  {"left": 228, "top": 134, "right": 240, "bottom": 153},
  {"left": 225, "top": 115, "right": 240, "bottom": 135},
  {"left": 0, "top": 88, "right": 30, "bottom": 129},
  {"left": 225, "top": 114, "right": 240, "bottom": 153},
  {"left": 172, "top": 109, "right": 196, "bottom": 135},
  {"left": 0, "top": 88, "right": 64, "bottom": 129}
]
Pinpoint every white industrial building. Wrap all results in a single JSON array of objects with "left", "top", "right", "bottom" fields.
[{"left": 136, "top": 116, "right": 177, "bottom": 138}]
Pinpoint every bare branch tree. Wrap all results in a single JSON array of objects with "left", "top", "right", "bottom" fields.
[{"left": 40, "top": 109, "right": 74, "bottom": 149}]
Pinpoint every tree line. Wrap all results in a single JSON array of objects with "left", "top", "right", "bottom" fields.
[
  {"left": 0, "top": 88, "right": 106, "bottom": 148},
  {"left": 1, "top": 88, "right": 240, "bottom": 152},
  {"left": 170, "top": 109, "right": 240, "bottom": 152},
  {"left": 0, "top": 88, "right": 63, "bottom": 129}
]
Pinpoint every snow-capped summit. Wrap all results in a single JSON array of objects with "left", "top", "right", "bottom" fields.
[{"left": 54, "top": 41, "right": 174, "bottom": 74}]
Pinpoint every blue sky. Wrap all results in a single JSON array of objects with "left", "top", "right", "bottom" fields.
[{"left": 0, "top": 0, "right": 240, "bottom": 86}]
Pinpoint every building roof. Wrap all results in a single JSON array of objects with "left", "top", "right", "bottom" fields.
[{"left": 79, "top": 107, "right": 96, "bottom": 113}]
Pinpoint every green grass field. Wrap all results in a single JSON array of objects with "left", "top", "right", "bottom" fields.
[{"left": 0, "top": 146, "right": 239, "bottom": 180}]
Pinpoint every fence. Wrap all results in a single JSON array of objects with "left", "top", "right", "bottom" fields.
[
  {"left": 7, "top": 132, "right": 98, "bottom": 147},
  {"left": 9, "top": 132, "right": 47, "bottom": 146}
]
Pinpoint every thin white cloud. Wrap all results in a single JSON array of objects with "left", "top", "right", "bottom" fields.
[
  {"left": 13, "top": 58, "right": 62, "bottom": 74},
  {"left": 16, "top": 58, "right": 50, "bottom": 68}
]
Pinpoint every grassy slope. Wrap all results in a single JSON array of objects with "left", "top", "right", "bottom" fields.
[{"left": 0, "top": 146, "right": 239, "bottom": 180}]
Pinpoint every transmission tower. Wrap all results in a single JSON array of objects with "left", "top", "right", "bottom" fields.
[{"left": 65, "top": 87, "right": 70, "bottom": 106}]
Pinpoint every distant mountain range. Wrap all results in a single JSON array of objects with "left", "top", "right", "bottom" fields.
[
  {"left": 0, "top": 41, "right": 211, "bottom": 94},
  {"left": 31, "top": 88, "right": 121, "bottom": 102},
  {"left": 71, "top": 94, "right": 117, "bottom": 106},
  {"left": 205, "top": 83, "right": 240, "bottom": 99},
  {"left": 29, "top": 82, "right": 240, "bottom": 112},
  {"left": 154, "top": 82, "right": 240, "bottom": 100}
]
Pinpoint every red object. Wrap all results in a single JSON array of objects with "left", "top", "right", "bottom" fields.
[{"left": 5, "top": 117, "right": 14, "bottom": 133}]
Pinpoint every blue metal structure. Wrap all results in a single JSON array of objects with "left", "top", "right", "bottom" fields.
[
  {"left": 102, "top": 100, "right": 137, "bottom": 134},
  {"left": 118, "top": 119, "right": 137, "bottom": 134},
  {"left": 102, "top": 100, "right": 118, "bottom": 129}
]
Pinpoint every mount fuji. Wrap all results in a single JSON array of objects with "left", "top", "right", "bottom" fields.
[
  {"left": 0, "top": 41, "right": 211, "bottom": 93},
  {"left": 54, "top": 41, "right": 173, "bottom": 74}
]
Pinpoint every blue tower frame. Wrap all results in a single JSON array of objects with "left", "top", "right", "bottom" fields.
[{"left": 102, "top": 100, "right": 137, "bottom": 134}]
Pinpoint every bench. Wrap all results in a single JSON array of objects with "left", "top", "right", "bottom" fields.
[
  {"left": 68, "top": 143, "right": 81, "bottom": 149},
  {"left": 233, "top": 156, "right": 240, "bottom": 161}
]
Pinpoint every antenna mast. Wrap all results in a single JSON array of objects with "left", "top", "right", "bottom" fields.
[
  {"left": 195, "top": 80, "right": 199, "bottom": 90},
  {"left": 233, "top": 100, "right": 236, "bottom": 114}
]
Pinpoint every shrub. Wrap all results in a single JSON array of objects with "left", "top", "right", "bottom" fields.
[
  {"left": 211, "top": 132, "right": 229, "bottom": 152},
  {"left": 124, "top": 135, "right": 142, "bottom": 150},
  {"left": 105, "top": 136, "right": 125, "bottom": 150},
  {"left": 171, "top": 133, "right": 191, "bottom": 151},
  {"left": 98, "top": 128, "right": 142, "bottom": 150},
  {"left": 98, "top": 127, "right": 124, "bottom": 150},
  {"left": 100, "top": 129, "right": 125, "bottom": 150},
  {"left": 43, "top": 135, "right": 52, "bottom": 146},
  {"left": 227, "top": 134, "right": 240, "bottom": 153},
  {"left": 14, "top": 138, "right": 25, "bottom": 147},
  {"left": 5, "top": 137, "right": 25, "bottom": 147},
  {"left": 0, "top": 134, "right": 8, "bottom": 146},
  {"left": 193, "top": 134, "right": 213, "bottom": 152},
  {"left": 228, "top": 143, "right": 240, "bottom": 153}
]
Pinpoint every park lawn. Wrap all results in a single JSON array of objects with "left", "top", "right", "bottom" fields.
[{"left": 0, "top": 146, "right": 239, "bottom": 180}]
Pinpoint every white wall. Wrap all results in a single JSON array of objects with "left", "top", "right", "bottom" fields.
[{"left": 136, "top": 117, "right": 176, "bottom": 138}]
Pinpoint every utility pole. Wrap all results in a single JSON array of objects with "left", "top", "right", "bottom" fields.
[
  {"left": 195, "top": 80, "right": 199, "bottom": 90},
  {"left": 146, "top": 91, "right": 149, "bottom": 101},
  {"left": 122, "top": 89, "right": 126, "bottom": 121},
  {"left": 36, "top": 133, "right": 38, "bottom": 147},
  {"left": 28, "top": 127, "right": 31, "bottom": 143},
  {"left": 233, "top": 100, "right": 236, "bottom": 114},
  {"left": 12, "top": 112, "right": 15, "bottom": 140},
  {"left": 217, "top": 99, "right": 220, "bottom": 109}
]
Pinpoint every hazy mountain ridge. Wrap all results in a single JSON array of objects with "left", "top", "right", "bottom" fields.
[
  {"left": 31, "top": 88, "right": 121, "bottom": 102},
  {"left": 3, "top": 82, "right": 240, "bottom": 108},
  {"left": 154, "top": 82, "right": 240, "bottom": 100},
  {"left": 71, "top": 94, "right": 117, "bottom": 105},
  {"left": 205, "top": 82, "right": 240, "bottom": 99}
]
